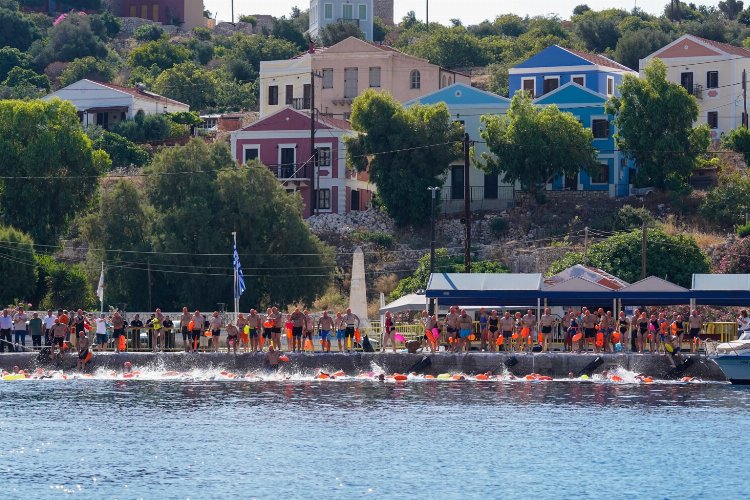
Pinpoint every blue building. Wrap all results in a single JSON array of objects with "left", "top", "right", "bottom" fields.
[
  {"left": 534, "top": 83, "right": 633, "bottom": 197},
  {"left": 405, "top": 83, "right": 512, "bottom": 212},
  {"left": 508, "top": 45, "right": 636, "bottom": 98}
]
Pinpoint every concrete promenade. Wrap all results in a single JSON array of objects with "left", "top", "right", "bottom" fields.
[{"left": 0, "top": 351, "right": 727, "bottom": 380}]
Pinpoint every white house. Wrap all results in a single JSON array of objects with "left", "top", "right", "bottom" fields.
[
  {"left": 309, "top": 0, "right": 374, "bottom": 41},
  {"left": 43, "top": 79, "right": 190, "bottom": 130}
]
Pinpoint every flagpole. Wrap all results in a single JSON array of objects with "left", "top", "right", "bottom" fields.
[
  {"left": 232, "top": 231, "right": 238, "bottom": 324},
  {"left": 99, "top": 261, "right": 104, "bottom": 315}
]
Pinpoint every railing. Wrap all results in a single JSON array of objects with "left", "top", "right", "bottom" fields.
[
  {"left": 290, "top": 97, "right": 310, "bottom": 110},
  {"left": 692, "top": 84, "right": 703, "bottom": 99},
  {"left": 265, "top": 163, "right": 311, "bottom": 181},
  {"left": 336, "top": 18, "right": 360, "bottom": 26},
  {"left": 441, "top": 185, "right": 515, "bottom": 213}
]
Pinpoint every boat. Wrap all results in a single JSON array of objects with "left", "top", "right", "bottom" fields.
[{"left": 709, "top": 340, "right": 750, "bottom": 384}]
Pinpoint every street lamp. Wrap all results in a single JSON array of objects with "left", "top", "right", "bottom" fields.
[{"left": 427, "top": 186, "right": 439, "bottom": 314}]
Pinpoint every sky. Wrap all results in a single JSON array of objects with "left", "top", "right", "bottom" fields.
[{"left": 204, "top": 0, "right": 723, "bottom": 25}]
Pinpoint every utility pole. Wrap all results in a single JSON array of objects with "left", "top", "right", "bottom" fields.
[
  {"left": 310, "top": 68, "right": 316, "bottom": 216},
  {"left": 231, "top": 0, "right": 234, "bottom": 24},
  {"left": 463, "top": 133, "right": 471, "bottom": 272},
  {"left": 147, "top": 256, "right": 152, "bottom": 311},
  {"left": 426, "top": 0, "right": 429, "bottom": 30},
  {"left": 427, "top": 186, "right": 439, "bottom": 314},
  {"left": 743, "top": 69, "right": 748, "bottom": 128},
  {"left": 641, "top": 222, "right": 647, "bottom": 280},
  {"left": 583, "top": 227, "right": 589, "bottom": 265}
]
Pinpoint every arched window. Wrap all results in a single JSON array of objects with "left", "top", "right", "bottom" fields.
[
  {"left": 410, "top": 70, "right": 421, "bottom": 89},
  {"left": 441, "top": 75, "right": 447, "bottom": 88}
]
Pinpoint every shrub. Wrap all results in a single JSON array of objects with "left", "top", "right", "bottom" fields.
[
  {"left": 699, "top": 172, "right": 750, "bottom": 230},
  {"left": 489, "top": 217, "right": 509, "bottom": 237},
  {"left": 133, "top": 24, "right": 165, "bottom": 42},
  {"left": 351, "top": 230, "right": 394, "bottom": 248},
  {"left": 611, "top": 204, "right": 654, "bottom": 231},
  {"left": 738, "top": 223, "right": 750, "bottom": 238}
]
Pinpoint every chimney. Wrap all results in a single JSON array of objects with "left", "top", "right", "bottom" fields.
[{"left": 308, "top": 40, "right": 315, "bottom": 54}]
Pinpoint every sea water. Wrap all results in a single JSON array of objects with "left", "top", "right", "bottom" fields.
[{"left": 1, "top": 369, "right": 749, "bottom": 499}]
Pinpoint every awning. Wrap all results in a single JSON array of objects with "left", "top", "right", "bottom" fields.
[
  {"left": 426, "top": 272, "right": 543, "bottom": 306},
  {"left": 543, "top": 277, "right": 616, "bottom": 306},
  {"left": 617, "top": 276, "right": 691, "bottom": 305},
  {"left": 691, "top": 274, "right": 750, "bottom": 305},
  {"left": 379, "top": 293, "right": 427, "bottom": 314}
]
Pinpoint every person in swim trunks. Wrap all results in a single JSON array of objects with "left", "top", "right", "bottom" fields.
[
  {"left": 289, "top": 307, "right": 305, "bottom": 353},
  {"left": 318, "top": 310, "right": 334, "bottom": 353},
  {"left": 581, "top": 309, "right": 597, "bottom": 352},
  {"left": 458, "top": 309, "right": 473, "bottom": 352},
  {"left": 77, "top": 330, "right": 91, "bottom": 371},
  {"left": 688, "top": 309, "right": 703, "bottom": 353},
  {"left": 236, "top": 313, "right": 248, "bottom": 352},
  {"left": 262, "top": 308, "right": 274, "bottom": 350},
  {"left": 190, "top": 310, "right": 203, "bottom": 353},
  {"left": 341, "top": 308, "right": 360, "bottom": 353},
  {"left": 539, "top": 308, "right": 555, "bottom": 352},
  {"left": 499, "top": 312, "right": 514, "bottom": 352},
  {"left": 247, "top": 309, "right": 261, "bottom": 352},
  {"left": 269, "top": 307, "right": 283, "bottom": 351},
  {"left": 335, "top": 311, "right": 345, "bottom": 352},
  {"left": 445, "top": 306, "right": 460, "bottom": 352},
  {"left": 226, "top": 321, "right": 239, "bottom": 354}
]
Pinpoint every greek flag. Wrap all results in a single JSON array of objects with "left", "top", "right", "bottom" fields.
[{"left": 233, "top": 242, "right": 246, "bottom": 299}]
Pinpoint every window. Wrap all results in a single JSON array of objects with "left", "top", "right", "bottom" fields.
[
  {"left": 322, "top": 68, "right": 333, "bottom": 89},
  {"left": 681, "top": 72, "right": 694, "bottom": 94},
  {"left": 302, "top": 84, "right": 311, "bottom": 109},
  {"left": 244, "top": 147, "right": 259, "bottom": 163},
  {"left": 707, "top": 71, "right": 718, "bottom": 89},
  {"left": 358, "top": 4, "right": 367, "bottom": 19},
  {"left": 316, "top": 189, "right": 331, "bottom": 210},
  {"left": 369, "top": 67, "right": 381, "bottom": 88},
  {"left": 543, "top": 77, "right": 559, "bottom": 94},
  {"left": 592, "top": 119, "right": 610, "bottom": 139},
  {"left": 606, "top": 76, "right": 614, "bottom": 96},
  {"left": 342, "top": 4, "right": 353, "bottom": 19},
  {"left": 591, "top": 164, "right": 609, "bottom": 184},
  {"left": 96, "top": 112, "right": 109, "bottom": 129},
  {"left": 451, "top": 165, "right": 464, "bottom": 200},
  {"left": 521, "top": 78, "right": 535, "bottom": 96},
  {"left": 441, "top": 75, "right": 447, "bottom": 88},
  {"left": 350, "top": 190, "right": 360, "bottom": 210},
  {"left": 316, "top": 146, "right": 331, "bottom": 167},
  {"left": 324, "top": 3, "right": 333, "bottom": 19},
  {"left": 707, "top": 111, "right": 718, "bottom": 129},
  {"left": 572, "top": 75, "right": 585, "bottom": 86},
  {"left": 152, "top": 4, "right": 159, "bottom": 21},
  {"left": 410, "top": 70, "right": 421, "bottom": 89},
  {"left": 268, "top": 85, "right": 278, "bottom": 105},
  {"left": 344, "top": 67, "right": 358, "bottom": 99},
  {"left": 285, "top": 84, "right": 294, "bottom": 105},
  {"left": 484, "top": 173, "right": 498, "bottom": 200},
  {"left": 279, "top": 147, "right": 296, "bottom": 178}
]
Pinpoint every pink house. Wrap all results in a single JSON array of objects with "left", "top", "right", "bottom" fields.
[{"left": 230, "top": 107, "right": 374, "bottom": 217}]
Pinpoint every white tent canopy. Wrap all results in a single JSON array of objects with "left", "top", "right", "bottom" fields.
[
  {"left": 379, "top": 293, "right": 427, "bottom": 314},
  {"left": 692, "top": 274, "right": 750, "bottom": 290}
]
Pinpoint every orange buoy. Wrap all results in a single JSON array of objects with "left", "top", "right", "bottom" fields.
[
  {"left": 468, "top": 334, "right": 475, "bottom": 341},
  {"left": 512, "top": 333, "right": 519, "bottom": 340},
  {"left": 451, "top": 374, "right": 464, "bottom": 380},
  {"left": 681, "top": 376, "right": 693, "bottom": 382},
  {"left": 263, "top": 320, "right": 273, "bottom": 328},
  {"left": 611, "top": 375, "right": 623, "bottom": 382},
  {"left": 537, "top": 333, "right": 543, "bottom": 345},
  {"left": 521, "top": 327, "right": 530, "bottom": 338},
  {"left": 496, "top": 336, "right": 504, "bottom": 345},
  {"left": 572, "top": 333, "right": 582, "bottom": 342},
  {"left": 316, "top": 372, "right": 330, "bottom": 380},
  {"left": 612, "top": 332, "right": 621, "bottom": 343},
  {"left": 279, "top": 355, "right": 290, "bottom": 362},
  {"left": 525, "top": 374, "right": 536, "bottom": 380},
  {"left": 475, "top": 374, "right": 489, "bottom": 381},
  {"left": 393, "top": 373, "right": 408, "bottom": 381},
  {"left": 188, "top": 321, "right": 194, "bottom": 331},
  {"left": 595, "top": 332, "right": 604, "bottom": 348},
  {"left": 538, "top": 376, "right": 553, "bottom": 381},
  {"left": 118, "top": 335, "right": 126, "bottom": 351},
  {"left": 333, "top": 370, "right": 345, "bottom": 377},
  {"left": 355, "top": 329, "right": 361, "bottom": 343},
  {"left": 424, "top": 374, "right": 435, "bottom": 379},
  {"left": 643, "top": 377, "right": 653, "bottom": 384}
]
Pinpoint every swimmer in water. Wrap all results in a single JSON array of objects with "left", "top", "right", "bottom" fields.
[
  {"left": 264, "top": 344, "right": 281, "bottom": 371},
  {"left": 123, "top": 361, "right": 133, "bottom": 374}
]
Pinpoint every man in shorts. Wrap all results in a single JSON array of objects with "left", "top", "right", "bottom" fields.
[
  {"left": 77, "top": 329, "right": 91, "bottom": 371},
  {"left": 289, "top": 307, "right": 305, "bottom": 352},
  {"left": 539, "top": 307, "right": 555, "bottom": 352},
  {"left": 522, "top": 309, "right": 537, "bottom": 350},
  {"left": 444, "top": 307, "right": 460, "bottom": 352},
  {"left": 209, "top": 311, "right": 222, "bottom": 352},
  {"left": 499, "top": 311, "right": 514, "bottom": 352},
  {"left": 179, "top": 307, "right": 191, "bottom": 352},
  {"left": 335, "top": 311, "right": 345, "bottom": 352},
  {"left": 303, "top": 309, "right": 315, "bottom": 344},
  {"left": 269, "top": 307, "right": 283, "bottom": 351},
  {"left": 247, "top": 309, "right": 262, "bottom": 352},
  {"left": 28, "top": 312, "right": 43, "bottom": 350},
  {"left": 43, "top": 310, "right": 56, "bottom": 346},
  {"left": 688, "top": 310, "right": 703, "bottom": 352},
  {"left": 51, "top": 318, "right": 67, "bottom": 352},
  {"left": 341, "top": 308, "right": 360, "bottom": 353},
  {"left": 262, "top": 308, "right": 274, "bottom": 350},
  {"left": 581, "top": 309, "right": 597, "bottom": 352},
  {"left": 190, "top": 310, "right": 203, "bottom": 353},
  {"left": 95, "top": 314, "right": 108, "bottom": 350},
  {"left": 318, "top": 310, "right": 334, "bottom": 353},
  {"left": 236, "top": 313, "right": 248, "bottom": 352},
  {"left": 112, "top": 311, "right": 125, "bottom": 353},
  {"left": 457, "top": 309, "right": 473, "bottom": 352},
  {"left": 226, "top": 321, "right": 239, "bottom": 354}
]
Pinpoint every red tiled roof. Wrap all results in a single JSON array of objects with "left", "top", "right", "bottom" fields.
[
  {"left": 564, "top": 47, "right": 634, "bottom": 71},
  {"left": 690, "top": 35, "right": 750, "bottom": 57},
  {"left": 89, "top": 80, "right": 188, "bottom": 107}
]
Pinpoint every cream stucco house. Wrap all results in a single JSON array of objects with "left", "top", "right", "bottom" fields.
[
  {"left": 640, "top": 34, "right": 750, "bottom": 141},
  {"left": 259, "top": 37, "right": 470, "bottom": 118}
]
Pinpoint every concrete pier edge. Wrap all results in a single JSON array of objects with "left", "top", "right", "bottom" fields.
[{"left": 0, "top": 352, "right": 727, "bottom": 381}]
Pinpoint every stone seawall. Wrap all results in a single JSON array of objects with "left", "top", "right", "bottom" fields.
[{"left": 0, "top": 352, "right": 727, "bottom": 381}]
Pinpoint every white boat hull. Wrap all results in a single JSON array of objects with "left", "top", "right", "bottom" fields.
[{"left": 713, "top": 355, "right": 750, "bottom": 384}]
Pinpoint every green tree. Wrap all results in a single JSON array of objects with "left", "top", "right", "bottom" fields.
[
  {"left": 722, "top": 126, "right": 750, "bottom": 165},
  {"left": 719, "top": 0, "right": 744, "bottom": 19},
  {"left": 699, "top": 172, "right": 750, "bottom": 229},
  {"left": 390, "top": 248, "right": 507, "bottom": 300},
  {"left": 0, "top": 46, "right": 31, "bottom": 82},
  {"left": 223, "top": 34, "right": 298, "bottom": 82},
  {"left": 373, "top": 16, "right": 389, "bottom": 42},
  {"left": 479, "top": 93, "right": 599, "bottom": 200},
  {"left": 2, "top": 67, "right": 49, "bottom": 90},
  {"left": 408, "top": 27, "right": 489, "bottom": 67},
  {"left": 89, "top": 10, "right": 121, "bottom": 39},
  {"left": 346, "top": 90, "right": 463, "bottom": 226},
  {"left": 0, "top": 225, "right": 37, "bottom": 305},
  {"left": 141, "top": 140, "right": 335, "bottom": 309},
  {"left": 271, "top": 15, "right": 307, "bottom": 50},
  {"left": 35, "top": 255, "right": 94, "bottom": 309},
  {"left": 79, "top": 180, "right": 154, "bottom": 310},
  {"left": 133, "top": 23, "right": 166, "bottom": 42},
  {"left": 152, "top": 62, "right": 216, "bottom": 110},
  {"left": 38, "top": 14, "right": 108, "bottom": 64},
  {"left": 606, "top": 59, "right": 710, "bottom": 191},
  {"left": 573, "top": 9, "right": 624, "bottom": 52},
  {"left": 0, "top": 99, "right": 109, "bottom": 243},
  {"left": 613, "top": 29, "right": 671, "bottom": 70},
  {"left": 548, "top": 229, "right": 708, "bottom": 288},
  {"left": 318, "top": 21, "right": 365, "bottom": 46},
  {"left": 111, "top": 113, "right": 172, "bottom": 143},
  {"left": 88, "top": 128, "right": 150, "bottom": 169},
  {"left": 58, "top": 56, "right": 118, "bottom": 87},
  {"left": 0, "top": 7, "right": 39, "bottom": 51},
  {"left": 128, "top": 40, "right": 191, "bottom": 72}
]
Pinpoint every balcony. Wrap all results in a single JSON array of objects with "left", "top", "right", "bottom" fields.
[
  {"left": 290, "top": 97, "right": 310, "bottom": 110},
  {"left": 441, "top": 185, "right": 516, "bottom": 213},
  {"left": 336, "top": 18, "right": 360, "bottom": 26},
  {"left": 267, "top": 163, "right": 312, "bottom": 182},
  {"left": 692, "top": 84, "right": 703, "bottom": 99}
]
